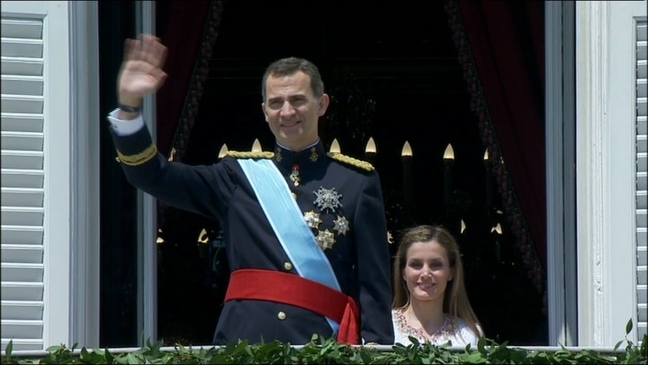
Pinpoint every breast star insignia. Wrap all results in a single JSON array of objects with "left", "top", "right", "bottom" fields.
[
  {"left": 315, "top": 229, "right": 336, "bottom": 250},
  {"left": 303, "top": 210, "right": 323, "bottom": 229},
  {"left": 313, "top": 186, "right": 343, "bottom": 213},
  {"left": 333, "top": 215, "right": 350, "bottom": 235}
]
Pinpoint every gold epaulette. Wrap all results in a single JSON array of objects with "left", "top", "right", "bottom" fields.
[
  {"left": 225, "top": 151, "right": 275, "bottom": 159},
  {"left": 326, "top": 152, "right": 374, "bottom": 172},
  {"left": 115, "top": 144, "right": 158, "bottom": 166}
]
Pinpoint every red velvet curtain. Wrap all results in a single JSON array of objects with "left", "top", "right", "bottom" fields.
[
  {"left": 446, "top": 0, "right": 547, "bottom": 297},
  {"left": 155, "top": 1, "right": 221, "bottom": 158},
  {"left": 155, "top": 1, "right": 224, "bottom": 226}
]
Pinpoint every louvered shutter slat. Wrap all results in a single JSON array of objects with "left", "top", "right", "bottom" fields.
[
  {"left": 1, "top": 282, "right": 43, "bottom": 302},
  {"left": 1, "top": 301, "right": 44, "bottom": 320},
  {"left": 2, "top": 169, "right": 44, "bottom": 188},
  {"left": 0, "top": 19, "right": 43, "bottom": 39},
  {"left": 1, "top": 113, "right": 43, "bottom": 133},
  {"left": 1, "top": 38, "right": 43, "bottom": 58},
  {"left": 1, "top": 245, "right": 43, "bottom": 263},
  {"left": 1, "top": 132, "right": 44, "bottom": 151},
  {"left": 1, "top": 188, "right": 44, "bottom": 207},
  {"left": 1, "top": 227, "right": 44, "bottom": 245},
  {"left": 1, "top": 75, "right": 43, "bottom": 96},
  {"left": 1, "top": 151, "right": 44, "bottom": 170},
  {"left": 1, "top": 320, "right": 44, "bottom": 339},
  {"left": 0, "top": 58, "right": 43, "bottom": 76},
  {"left": 1, "top": 95, "right": 44, "bottom": 114}
]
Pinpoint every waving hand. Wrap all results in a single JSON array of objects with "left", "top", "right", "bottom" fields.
[{"left": 117, "top": 34, "right": 168, "bottom": 110}]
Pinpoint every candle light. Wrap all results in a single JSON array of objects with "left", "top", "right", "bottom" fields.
[
  {"left": 218, "top": 143, "right": 229, "bottom": 159},
  {"left": 251, "top": 139, "right": 262, "bottom": 152},
  {"left": 484, "top": 148, "right": 492, "bottom": 213},
  {"left": 168, "top": 148, "right": 177, "bottom": 162},
  {"left": 329, "top": 138, "right": 341, "bottom": 153},
  {"left": 401, "top": 141, "right": 413, "bottom": 211},
  {"left": 443, "top": 143, "right": 455, "bottom": 216},
  {"left": 365, "top": 137, "right": 377, "bottom": 165}
]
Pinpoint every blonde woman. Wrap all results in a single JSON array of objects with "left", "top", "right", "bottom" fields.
[{"left": 392, "top": 225, "right": 483, "bottom": 346}]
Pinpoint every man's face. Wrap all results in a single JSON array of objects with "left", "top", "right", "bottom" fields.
[{"left": 261, "top": 71, "right": 329, "bottom": 151}]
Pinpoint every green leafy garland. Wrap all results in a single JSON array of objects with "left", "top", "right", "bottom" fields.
[{"left": 3, "top": 321, "right": 646, "bottom": 364}]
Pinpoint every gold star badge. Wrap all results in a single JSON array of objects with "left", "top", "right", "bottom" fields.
[
  {"left": 304, "top": 210, "right": 323, "bottom": 229},
  {"left": 316, "top": 229, "right": 336, "bottom": 250},
  {"left": 333, "top": 215, "right": 350, "bottom": 235}
]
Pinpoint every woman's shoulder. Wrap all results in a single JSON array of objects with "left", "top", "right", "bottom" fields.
[{"left": 449, "top": 316, "right": 481, "bottom": 346}]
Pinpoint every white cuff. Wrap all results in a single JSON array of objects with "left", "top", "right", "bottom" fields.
[{"left": 107, "top": 108, "right": 146, "bottom": 136}]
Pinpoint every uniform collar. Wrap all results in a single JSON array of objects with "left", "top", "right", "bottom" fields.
[{"left": 274, "top": 139, "right": 327, "bottom": 170}]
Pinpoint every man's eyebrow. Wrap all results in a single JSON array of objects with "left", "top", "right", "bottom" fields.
[{"left": 268, "top": 94, "right": 308, "bottom": 101}]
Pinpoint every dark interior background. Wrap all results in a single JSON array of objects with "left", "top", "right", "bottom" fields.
[{"left": 153, "top": 1, "right": 547, "bottom": 346}]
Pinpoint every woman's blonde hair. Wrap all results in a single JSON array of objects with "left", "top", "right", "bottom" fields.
[{"left": 392, "top": 224, "right": 483, "bottom": 339}]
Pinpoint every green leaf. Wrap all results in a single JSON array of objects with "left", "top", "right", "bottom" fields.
[
  {"left": 45, "top": 345, "right": 63, "bottom": 352},
  {"left": 5, "top": 340, "right": 13, "bottom": 356},
  {"left": 127, "top": 353, "right": 141, "bottom": 364},
  {"left": 626, "top": 319, "right": 633, "bottom": 335},
  {"left": 614, "top": 339, "right": 623, "bottom": 352},
  {"left": 464, "top": 352, "right": 487, "bottom": 363}
]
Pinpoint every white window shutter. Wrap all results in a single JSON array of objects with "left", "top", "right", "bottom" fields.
[
  {"left": 1, "top": 9, "right": 45, "bottom": 352},
  {"left": 2, "top": 0, "right": 80, "bottom": 350},
  {"left": 636, "top": 19, "right": 648, "bottom": 340}
]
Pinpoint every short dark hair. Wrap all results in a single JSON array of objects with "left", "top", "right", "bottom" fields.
[{"left": 261, "top": 57, "right": 325, "bottom": 101}]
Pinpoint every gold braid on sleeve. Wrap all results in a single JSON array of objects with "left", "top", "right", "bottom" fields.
[{"left": 116, "top": 144, "right": 158, "bottom": 166}]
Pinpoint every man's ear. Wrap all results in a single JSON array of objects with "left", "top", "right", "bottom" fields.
[
  {"left": 261, "top": 102, "right": 269, "bottom": 122},
  {"left": 318, "top": 93, "right": 330, "bottom": 116}
]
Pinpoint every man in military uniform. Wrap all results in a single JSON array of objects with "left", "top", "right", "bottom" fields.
[{"left": 107, "top": 34, "right": 394, "bottom": 345}]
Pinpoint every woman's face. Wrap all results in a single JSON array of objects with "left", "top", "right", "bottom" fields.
[{"left": 403, "top": 240, "right": 454, "bottom": 304}]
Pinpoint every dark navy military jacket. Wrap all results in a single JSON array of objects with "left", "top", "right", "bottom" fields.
[{"left": 111, "top": 125, "right": 394, "bottom": 345}]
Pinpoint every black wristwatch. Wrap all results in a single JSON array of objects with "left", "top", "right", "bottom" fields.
[{"left": 118, "top": 103, "right": 141, "bottom": 113}]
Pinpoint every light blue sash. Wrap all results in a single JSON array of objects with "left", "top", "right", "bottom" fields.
[{"left": 237, "top": 158, "right": 341, "bottom": 334}]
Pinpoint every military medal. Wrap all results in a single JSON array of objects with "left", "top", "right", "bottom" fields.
[
  {"left": 290, "top": 164, "right": 300, "bottom": 186},
  {"left": 304, "top": 210, "right": 323, "bottom": 229},
  {"left": 315, "top": 229, "right": 336, "bottom": 250},
  {"left": 313, "top": 186, "right": 343, "bottom": 213},
  {"left": 333, "top": 215, "right": 350, "bottom": 235}
]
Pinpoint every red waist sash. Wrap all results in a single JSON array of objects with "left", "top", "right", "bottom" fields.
[{"left": 224, "top": 269, "right": 360, "bottom": 344}]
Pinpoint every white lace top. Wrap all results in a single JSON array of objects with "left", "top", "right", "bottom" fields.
[{"left": 391, "top": 308, "right": 480, "bottom": 347}]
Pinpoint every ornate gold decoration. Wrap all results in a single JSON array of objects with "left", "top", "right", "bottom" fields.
[
  {"left": 275, "top": 146, "right": 283, "bottom": 162},
  {"left": 326, "top": 152, "right": 374, "bottom": 171},
  {"left": 310, "top": 147, "right": 318, "bottom": 162},
  {"left": 315, "top": 229, "right": 336, "bottom": 250},
  {"left": 116, "top": 144, "right": 158, "bottom": 166},
  {"left": 225, "top": 151, "right": 275, "bottom": 159},
  {"left": 304, "top": 210, "right": 323, "bottom": 229}
]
